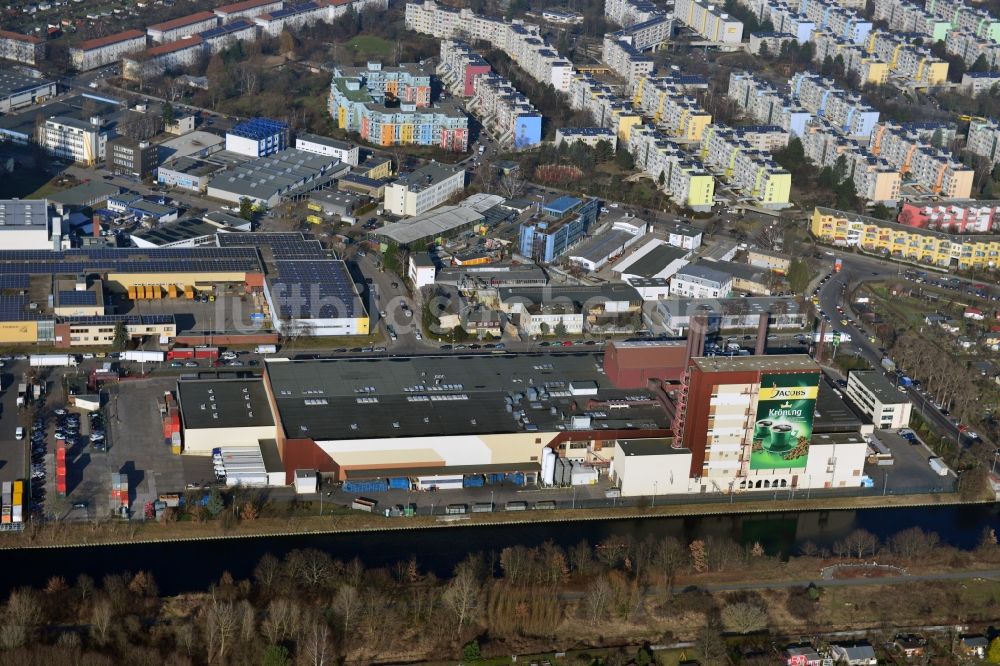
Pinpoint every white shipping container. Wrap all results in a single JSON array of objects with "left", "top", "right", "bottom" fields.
[
  {"left": 416, "top": 475, "right": 464, "bottom": 490},
  {"left": 121, "top": 350, "right": 165, "bottom": 362},
  {"left": 225, "top": 474, "right": 269, "bottom": 487},
  {"left": 11, "top": 506, "right": 21, "bottom": 522},
  {"left": 928, "top": 457, "right": 949, "bottom": 476},
  {"left": 30, "top": 354, "right": 78, "bottom": 367}
]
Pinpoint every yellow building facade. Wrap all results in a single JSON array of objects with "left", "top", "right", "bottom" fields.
[{"left": 810, "top": 207, "right": 1000, "bottom": 269}]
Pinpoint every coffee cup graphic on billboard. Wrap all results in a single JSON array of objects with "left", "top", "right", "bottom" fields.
[{"left": 749, "top": 372, "right": 819, "bottom": 470}]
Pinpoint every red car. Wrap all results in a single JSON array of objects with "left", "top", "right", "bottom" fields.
[{"left": 561, "top": 340, "right": 574, "bottom": 347}]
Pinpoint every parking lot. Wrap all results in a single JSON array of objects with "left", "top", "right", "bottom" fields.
[
  {"left": 40, "top": 378, "right": 190, "bottom": 519},
  {"left": 863, "top": 429, "right": 955, "bottom": 494}
]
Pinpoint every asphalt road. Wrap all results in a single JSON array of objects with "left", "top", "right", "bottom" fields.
[{"left": 816, "top": 253, "right": 966, "bottom": 444}]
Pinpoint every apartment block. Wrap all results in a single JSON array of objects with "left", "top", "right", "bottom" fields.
[
  {"left": 811, "top": 206, "right": 1000, "bottom": 269},
  {"left": 701, "top": 124, "right": 789, "bottom": 177},
  {"left": 438, "top": 40, "right": 491, "bottom": 97},
  {"left": 700, "top": 124, "right": 793, "bottom": 205},
  {"left": 925, "top": 0, "right": 1000, "bottom": 42},
  {"left": 872, "top": 0, "right": 951, "bottom": 41},
  {"left": 214, "top": 0, "right": 282, "bottom": 22},
  {"left": 334, "top": 61, "right": 432, "bottom": 107},
  {"left": 565, "top": 73, "right": 644, "bottom": 142},
  {"left": 629, "top": 125, "right": 715, "bottom": 211},
  {"left": 147, "top": 11, "right": 219, "bottom": 42},
  {"left": 870, "top": 122, "right": 972, "bottom": 197},
  {"left": 945, "top": 29, "right": 1000, "bottom": 68},
  {"left": 673, "top": 0, "right": 744, "bottom": 43},
  {"left": 70, "top": 29, "right": 147, "bottom": 71},
  {"left": 968, "top": 118, "right": 1000, "bottom": 163},
  {"left": 405, "top": 1, "right": 574, "bottom": 91},
  {"left": 602, "top": 36, "right": 655, "bottom": 86},
  {"left": 800, "top": 0, "right": 871, "bottom": 44},
  {"left": 802, "top": 122, "right": 900, "bottom": 203},
  {"left": 123, "top": 36, "right": 204, "bottom": 81},
  {"left": 750, "top": 31, "right": 797, "bottom": 54},
  {"left": 810, "top": 28, "right": 890, "bottom": 85},
  {"left": 632, "top": 75, "right": 713, "bottom": 141},
  {"left": 731, "top": 150, "right": 792, "bottom": 208},
  {"left": 898, "top": 201, "right": 1000, "bottom": 233},
  {"left": 199, "top": 20, "right": 257, "bottom": 53},
  {"left": 739, "top": 0, "right": 815, "bottom": 42},
  {"left": 255, "top": 2, "right": 330, "bottom": 37},
  {"left": 961, "top": 71, "right": 1000, "bottom": 94},
  {"left": 0, "top": 29, "right": 45, "bottom": 65},
  {"left": 469, "top": 71, "right": 542, "bottom": 148},
  {"left": 555, "top": 127, "right": 618, "bottom": 150},
  {"left": 727, "top": 71, "right": 812, "bottom": 136},
  {"left": 865, "top": 31, "right": 949, "bottom": 84},
  {"left": 39, "top": 116, "right": 110, "bottom": 165},
  {"left": 327, "top": 63, "right": 469, "bottom": 152},
  {"left": 790, "top": 73, "right": 880, "bottom": 138},
  {"left": 604, "top": 0, "right": 666, "bottom": 26}
]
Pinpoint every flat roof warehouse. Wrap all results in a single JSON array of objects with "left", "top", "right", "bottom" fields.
[{"left": 264, "top": 353, "right": 673, "bottom": 441}]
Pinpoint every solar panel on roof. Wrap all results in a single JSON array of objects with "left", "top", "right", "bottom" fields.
[
  {"left": 270, "top": 260, "right": 363, "bottom": 319},
  {"left": 58, "top": 291, "right": 97, "bottom": 306}
]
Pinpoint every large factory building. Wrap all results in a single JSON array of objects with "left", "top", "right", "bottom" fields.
[{"left": 262, "top": 353, "right": 672, "bottom": 484}]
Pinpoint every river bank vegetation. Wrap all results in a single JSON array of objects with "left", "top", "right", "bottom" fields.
[{"left": 2, "top": 525, "right": 1000, "bottom": 664}]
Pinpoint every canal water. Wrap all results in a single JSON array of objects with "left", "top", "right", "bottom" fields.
[{"left": 0, "top": 504, "right": 996, "bottom": 596}]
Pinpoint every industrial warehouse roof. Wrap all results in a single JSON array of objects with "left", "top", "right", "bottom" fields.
[
  {"left": 813, "top": 381, "right": 866, "bottom": 433},
  {"left": 207, "top": 149, "right": 346, "bottom": 200},
  {"left": 697, "top": 259, "right": 768, "bottom": 283},
  {"left": 616, "top": 243, "right": 689, "bottom": 278},
  {"left": 265, "top": 352, "right": 673, "bottom": 441},
  {"left": 0, "top": 199, "right": 48, "bottom": 229},
  {"left": 132, "top": 218, "right": 238, "bottom": 246},
  {"left": 0, "top": 69, "right": 54, "bottom": 100},
  {"left": 177, "top": 378, "right": 275, "bottom": 430},
  {"left": 499, "top": 284, "right": 642, "bottom": 308},
  {"left": 47, "top": 181, "right": 121, "bottom": 208},
  {"left": 568, "top": 227, "right": 641, "bottom": 264},
  {"left": 375, "top": 205, "right": 483, "bottom": 245},
  {"left": 659, "top": 296, "right": 801, "bottom": 319},
  {"left": 0, "top": 246, "right": 262, "bottom": 275},
  {"left": 691, "top": 354, "right": 819, "bottom": 372}
]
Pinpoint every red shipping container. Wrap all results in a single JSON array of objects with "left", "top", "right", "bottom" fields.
[
  {"left": 194, "top": 347, "right": 219, "bottom": 359},
  {"left": 167, "top": 348, "right": 195, "bottom": 360}
]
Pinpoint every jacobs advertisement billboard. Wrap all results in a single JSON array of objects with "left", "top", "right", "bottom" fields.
[{"left": 750, "top": 372, "right": 819, "bottom": 470}]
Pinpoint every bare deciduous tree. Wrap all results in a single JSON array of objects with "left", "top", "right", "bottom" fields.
[
  {"left": 721, "top": 601, "right": 769, "bottom": 634},
  {"left": 583, "top": 576, "right": 611, "bottom": 623},
  {"left": 332, "top": 584, "right": 360, "bottom": 638},
  {"left": 90, "top": 599, "right": 113, "bottom": 646},
  {"left": 442, "top": 559, "right": 482, "bottom": 633},
  {"left": 301, "top": 622, "right": 332, "bottom": 665}
]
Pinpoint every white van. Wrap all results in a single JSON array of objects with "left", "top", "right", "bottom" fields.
[{"left": 14, "top": 427, "right": 24, "bottom": 440}]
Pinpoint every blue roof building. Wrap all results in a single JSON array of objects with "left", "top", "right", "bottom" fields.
[{"left": 226, "top": 117, "right": 289, "bottom": 157}]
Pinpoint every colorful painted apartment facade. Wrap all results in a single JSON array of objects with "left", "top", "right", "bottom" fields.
[
  {"left": 328, "top": 62, "right": 468, "bottom": 151},
  {"left": 810, "top": 206, "right": 1000, "bottom": 269}
]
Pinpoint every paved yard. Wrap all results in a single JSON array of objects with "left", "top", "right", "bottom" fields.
[
  {"left": 65, "top": 378, "right": 188, "bottom": 518},
  {"left": 864, "top": 429, "right": 955, "bottom": 495}
]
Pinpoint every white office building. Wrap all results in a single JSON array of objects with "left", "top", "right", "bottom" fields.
[
  {"left": 383, "top": 163, "right": 466, "bottom": 217},
  {"left": 845, "top": 370, "right": 912, "bottom": 429}
]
